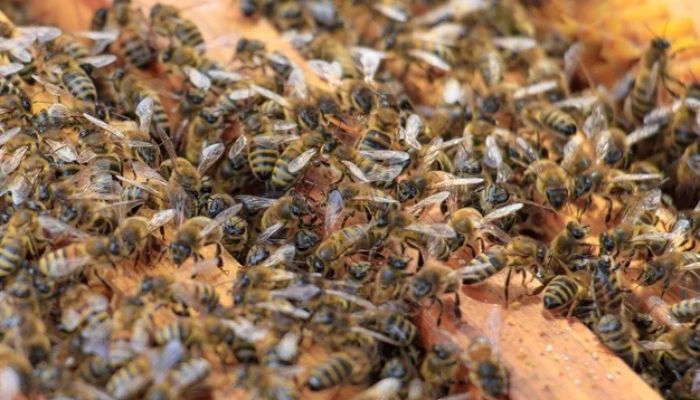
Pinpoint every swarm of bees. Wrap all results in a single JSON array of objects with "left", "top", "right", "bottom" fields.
[{"left": 0, "top": 0, "right": 698, "bottom": 398}]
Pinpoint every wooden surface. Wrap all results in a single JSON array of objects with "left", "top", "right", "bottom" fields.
[{"left": 24, "top": 0, "right": 700, "bottom": 399}]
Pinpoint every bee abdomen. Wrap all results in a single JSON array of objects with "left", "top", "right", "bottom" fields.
[
  {"left": 0, "top": 237, "right": 24, "bottom": 275},
  {"left": 358, "top": 129, "right": 392, "bottom": 151},
  {"left": 307, "top": 352, "right": 354, "bottom": 391},
  {"left": 62, "top": 70, "right": 96, "bottom": 102},
  {"left": 543, "top": 276, "right": 578, "bottom": 311},
  {"left": 174, "top": 21, "right": 204, "bottom": 50},
  {"left": 249, "top": 144, "right": 278, "bottom": 180}
]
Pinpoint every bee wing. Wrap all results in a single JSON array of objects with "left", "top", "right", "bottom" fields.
[
  {"left": 228, "top": 87, "right": 255, "bottom": 101},
  {"left": 0, "top": 63, "right": 24, "bottom": 77},
  {"left": 513, "top": 80, "right": 558, "bottom": 99},
  {"left": 135, "top": 97, "right": 154, "bottom": 134},
  {"left": 76, "top": 149, "right": 98, "bottom": 164},
  {"left": 255, "top": 301, "right": 311, "bottom": 320},
  {"left": 350, "top": 326, "right": 401, "bottom": 347},
  {"left": 408, "top": 49, "right": 451, "bottom": 71},
  {"left": 32, "top": 74, "right": 71, "bottom": 97},
  {"left": 483, "top": 135, "right": 503, "bottom": 169},
  {"left": 131, "top": 161, "right": 168, "bottom": 186},
  {"left": 443, "top": 78, "right": 465, "bottom": 105},
  {"left": 561, "top": 136, "right": 583, "bottom": 171},
  {"left": 235, "top": 195, "right": 278, "bottom": 211},
  {"left": 553, "top": 95, "right": 599, "bottom": 110},
  {"left": 492, "top": 36, "right": 537, "bottom": 52},
  {"left": 76, "top": 55, "right": 117, "bottom": 68},
  {"left": 82, "top": 113, "right": 125, "bottom": 140},
  {"left": 44, "top": 139, "right": 77, "bottom": 163},
  {"left": 341, "top": 161, "right": 370, "bottom": 183},
  {"left": 183, "top": 66, "right": 211, "bottom": 91},
  {"left": 359, "top": 150, "right": 410, "bottom": 164},
  {"left": 483, "top": 203, "right": 523, "bottom": 222},
  {"left": 626, "top": 123, "right": 661, "bottom": 146},
  {"left": 219, "top": 318, "right": 268, "bottom": 342},
  {"left": 414, "top": 0, "right": 487, "bottom": 25},
  {"left": 352, "top": 193, "right": 398, "bottom": 204},
  {"left": 643, "top": 100, "right": 681, "bottom": 125},
  {"left": 77, "top": 29, "right": 119, "bottom": 42},
  {"left": 18, "top": 26, "right": 62, "bottom": 43},
  {"left": 260, "top": 244, "right": 296, "bottom": 268},
  {"left": 38, "top": 216, "right": 89, "bottom": 240},
  {"left": 155, "top": 126, "right": 178, "bottom": 162},
  {"left": 563, "top": 41, "right": 584, "bottom": 81},
  {"left": 680, "top": 262, "right": 700, "bottom": 271},
  {"left": 152, "top": 340, "right": 185, "bottom": 384},
  {"left": 228, "top": 135, "right": 248, "bottom": 160},
  {"left": 350, "top": 46, "right": 386, "bottom": 81},
  {"left": 288, "top": 66, "right": 308, "bottom": 99},
  {"left": 582, "top": 105, "right": 608, "bottom": 138},
  {"left": 206, "top": 69, "right": 243, "bottom": 82},
  {"left": 272, "top": 283, "right": 322, "bottom": 302},
  {"left": 257, "top": 222, "right": 285, "bottom": 244},
  {"left": 594, "top": 129, "right": 613, "bottom": 161},
  {"left": 403, "top": 223, "right": 456, "bottom": 238},
  {"left": 5, "top": 175, "right": 31, "bottom": 206},
  {"left": 364, "top": 163, "right": 404, "bottom": 183},
  {"left": 608, "top": 173, "right": 663, "bottom": 183},
  {"left": 250, "top": 84, "right": 290, "bottom": 108},
  {"left": 611, "top": 69, "right": 636, "bottom": 102},
  {"left": 479, "top": 222, "right": 512, "bottom": 244},
  {"left": 325, "top": 190, "right": 344, "bottom": 236},
  {"left": 372, "top": 3, "right": 409, "bottom": 21},
  {"left": 407, "top": 191, "right": 450, "bottom": 213},
  {"left": 431, "top": 177, "right": 484, "bottom": 189},
  {"left": 200, "top": 204, "right": 243, "bottom": 238},
  {"left": 287, "top": 148, "right": 317, "bottom": 174},
  {"left": 325, "top": 289, "right": 377, "bottom": 310},
  {"left": 274, "top": 331, "right": 300, "bottom": 362},
  {"left": 0, "top": 127, "right": 20, "bottom": 146},
  {"left": 197, "top": 142, "right": 225, "bottom": 175},
  {"left": 271, "top": 120, "right": 299, "bottom": 132},
  {"left": 515, "top": 136, "right": 539, "bottom": 163},
  {"left": 400, "top": 113, "right": 423, "bottom": 150},
  {"left": 308, "top": 59, "right": 343, "bottom": 86},
  {"left": 415, "top": 23, "right": 464, "bottom": 46},
  {"left": 639, "top": 340, "right": 674, "bottom": 351},
  {"left": 621, "top": 189, "right": 661, "bottom": 224},
  {"left": 148, "top": 209, "right": 176, "bottom": 231},
  {"left": 1, "top": 145, "right": 28, "bottom": 175}
]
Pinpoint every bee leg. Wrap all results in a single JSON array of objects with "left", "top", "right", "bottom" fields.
[
  {"left": 214, "top": 243, "right": 228, "bottom": 274},
  {"left": 464, "top": 243, "right": 476, "bottom": 258},
  {"left": 453, "top": 292, "right": 462, "bottom": 320},
  {"left": 436, "top": 297, "right": 445, "bottom": 326},
  {"left": 603, "top": 196, "right": 614, "bottom": 224},
  {"left": 504, "top": 267, "right": 512, "bottom": 306}
]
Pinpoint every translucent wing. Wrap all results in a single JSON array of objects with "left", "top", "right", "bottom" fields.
[
  {"left": 155, "top": 126, "right": 178, "bottom": 162},
  {"left": 235, "top": 195, "right": 278, "bottom": 211},
  {"left": 228, "top": 87, "right": 255, "bottom": 101},
  {"left": 272, "top": 283, "right": 321, "bottom": 301},
  {"left": 408, "top": 49, "right": 450, "bottom": 71},
  {"left": 407, "top": 191, "right": 450, "bottom": 213},
  {"left": 148, "top": 209, "right": 176, "bottom": 231},
  {"left": 260, "top": 244, "right": 296, "bottom": 268},
  {"left": 206, "top": 69, "right": 243, "bottom": 82},
  {"left": 77, "top": 30, "right": 119, "bottom": 42},
  {"left": 563, "top": 41, "right": 584, "bottom": 81},
  {"left": 363, "top": 164, "right": 403, "bottom": 182},
  {"left": 200, "top": 204, "right": 243, "bottom": 238},
  {"left": 553, "top": 95, "right": 599, "bottom": 110},
  {"left": 608, "top": 173, "right": 663, "bottom": 183},
  {"left": 255, "top": 301, "right": 311, "bottom": 319},
  {"left": 325, "top": 190, "right": 343, "bottom": 236},
  {"left": 482, "top": 135, "right": 503, "bottom": 169},
  {"left": 257, "top": 222, "right": 285, "bottom": 244},
  {"left": 288, "top": 148, "right": 317, "bottom": 174},
  {"left": 32, "top": 74, "right": 70, "bottom": 97},
  {"left": 513, "top": 80, "right": 558, "bottom": 99},
  {"left": 0, "top": 63, "right": 23, "bottom": 77},
  {"left": 228, "top": 135, "right": 248, "bottom": 160},
  {"left": 76, "top": 55, "right": 117, "bottom": 68},
  {"left": 403, "top": 223, "right": 456, "bottom": 238},
  {"left": 152, "top": 340, "right": 185, "bottom": 384},
  {"left": 627, "top": 124, "right": 660, "bottom": 146},
  {"left": 414, "top": 0, "right": 487, "bottom": 25},
  {"left": 430, "top": 177, "right": 484, "bottom": 189},
  {"left": 38, "top": 216, "right": 90, "bottom": 240},
  {"left": 414, "top": 23, "right": 464, "bottom": 46},
  {"left": 350, "top": 326, "right": 402, "bottom": 346},
  {"left": 372, "top": 4, "right": 409, "bottom": 22},
  {"left": 44, "top": 139, "right": 77, "bottom": 162},
  {"left": 341, "top": 160, "right": 370, "bottom": 183},
  {"left": 351, "top": 46, "right": 385, "bottom": 81},
  {"left": 484, "top": 305, "right": 502, "bottom": 355},
  {"left": 135, "top": 97, "right": 154, "bottom": 133},
  {"left": 359, "top": 150, "right": 410, "bottom": 164},
  {"left": 288, "top": 66, "right": 307, "bottom": 98},
  {"left": 308, "top": 59, "right": 342, "bottom": 86},
  {"left": 399, "top": 113, "right": 423, "bottom": 150},
  {"left": 82, "top": 113, "right": 125, "bottom": 139},
  {"left": 184, "top": 66, "right": 211, "bottom": 91},
  {"left": 1, "top": 145, "right": 27, "bottom": 175},
  {"left": 492, "top": 36, "right": 537, "bottom": 52},
  {"left": 643, "top": 101, "right": 681, "bottom": 125},
  {"left": 250, "top": 84, "right": 290, "bottom": 108},
  {"left": 18, "top": 26, "right": 61, "bottom": 43},
  {"left": 561, "top": 136, "right": 584, "bottom": 171},
  {"left": 131, "top": 161, "right": 168, "bottom": 186},
  {"left": 197, "top": 142, "right": 225, "bottom": 175},
  {"left": 483, "top": 203, "right": 523, "bottom": 221},
  {"left": 582, "top": 105, "right": 608, "bottom": 138},
  {"left": 0, "top": 127, "right": 21, "bottom": 146},
  {"left": 442, "top": 78, "right": 465, "bottom": 105},
  {"left": 271, "top": 120, "right": 298, "bottom": 132}
]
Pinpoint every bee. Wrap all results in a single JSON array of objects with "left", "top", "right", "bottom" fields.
[
  {"left": 639, "top": 251, "right": 700, "bottom": 295},
  {"left": 596, "top": 314, "right": 645, "bottom": 370},
  {"left": 237, "top": 366, "right": 300, "bottom": 400},
  {"left": 645, "top": 326, "right": 700, "bottom": 379},
  {"left": 292, "top": 228, "right": 320, "bottom": 260},
  {"left": 670, "top": 298, "right": 700, "bottom": 323},
  {"left": 466, "top": 336, "right": 510, "bottom": 399},
  {"left": 37, "top": 236, "right": 113, "bottom": 281},
  {"left": 147, "top": 358, "right": 211, "bottom": 399},
  {"left": 184, "top": 107, "right": 223, "bottom": 165},
  {"left": 0, "top": 75, "right": 31, "bottom": 111},
  {"left": 0, "top": 209, "right": 39, "bottom": 277},
  {"left": 307, "top": 348, "right": 373, "bottom": 391},
  {"left": 631, "top": 311, "right": 667, "bottom": 341},
  {"left": 407, "top": 262, "right": 462, "bottom": 325},
  {"left": 591, "top": 256, "right": 624, "bottom": 316},
  {"left": 624, "top": 38, "right": 672, "bottom": 123},
  {"left": 270, "top": 131, "right": 326, "bottom": 193},
  {"left": 150, "top": 3, "right": 205, "bottom": 50},
  {"left": 359, "top": 310, "right": 418, "bottom": 347},
  {"left": 550, "top": 221, "right": 592, "bottom": 266},
  {"left": 328, "top": 143, "right": 405, "bottom": 188},
  {"left": 397, "top": 171, "right": 483, "bottom": 203},
  {"left": 112, "top": 70, "right": 170, "bottom": 137},
  {"left": 108, "top": 210, "right": 175, "bottom": 261},
  {"left": 238, "top": 194, "right": 313, "bottom": 240},
  {"left": 372, "top": 255, "right": 411, "bottom": 303},
  {"left": 524, "top": 159, "right": 572, "bottom": 210},
  {"left": 216, "top": 136, "right": 254, "bottom": 193},
  {"left": 117, "top": 25, "right": 154, "bottom": 69},
  {"left": 169, "top": 204, "right": 242, "bottom": 270},
  {"left": 543, "top": 271, "right": 592, "bottom": 317},
  {"left": 308, "top": 222, "right": 386, "bottom": 277},
  {"left": 357, "top": 95, "right": 400, "bottom": 152},
  {"left": 244, "top": 113, "right": 282, "bottom": 181},
  {"left": 307, "top": 34, "right": 361, "bottom": 79},
  {"left": 522, "top": 103, "right": 577, "bottom": 136},
  {"left": 673, "top": 142, "right": 700, "bottom": 209},
  {"left": 420, "top": 343, "right": 460, "bottom": 397}
]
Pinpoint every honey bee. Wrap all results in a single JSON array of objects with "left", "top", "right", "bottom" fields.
[
  {"left": 358, "top": 310, "right": 418, "bottom": 347},
  {"left": 308, "top": 222, "right": 387, "bottom": 277},
  {"left": 644, "top": 325, "right": 700, "bottom": 379},
  {"left": 243, "top": 113, "right": 284, "bottom": 181},
  {"left": 596, "top": 314, "right": 645, "bottom": 370},
  {"left": 112, "top": 70, "right": 171, "bottom": 137},
  {"left": 183, "top": 107, "right": 223, "bottom": 166},
  {"left": 215, "top": 135, "right": 254, "bottom": 193},
  {"left": 524, "top": 159, "right": 571, "bottom": 210},
  {"left": 108, "top": 209, "right": 175, "bottom": 261},
  {"left": 397, "top": 170, "right": 483, "bottom": 203},
  {"left": 307, "top": 348, "right": 373, "bottom": 391},
  {"left": 146, "top": 358, "right": 211, "bottom": 400},
  {"left": 466, "top": 336, "right": 510, "bottom": 399},
  {"left": 0, "top": 344, "right": 32, "bottom": 396},
  {"left": 420, "top": 343, "right": 461, "bottom": 397},
  {"left": 270, "top": 131, "right": 326, "bottom": 193},
  {"left": 0, "top": 209, "right": 39, "bottom": 277},
  {"left": 624, "top": 38, "right": 673, "bottom": 123},
  {"left": 37, "top": 236, "right": 113, "bottom": 281},
  {"left": 239, "top": 194, "right": 312, "bottom": 240},
  {"left": 543, "top": 271, "right": 592, "bottom": 317},
  {"left": 169, "top": 203, "right": 242, "bottom": 270},
  {"left": 407, "top": 262, "right": 462, "bottom": 325},
  {"left": 150, "top": 3, "right": 205, "bottom": 50},
  {"left": 670, "top": 298, "right": 700, "bottom": 323},
  {"left": 521, "top": 102, "right": 577, "bottom": 137},
  {"left": 639, "top": 251, "right": 700, "bottom": 295}
]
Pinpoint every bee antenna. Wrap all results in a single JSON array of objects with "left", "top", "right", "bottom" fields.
[{"left": 641, "top": 22, "right": 659, "bottom": 41}]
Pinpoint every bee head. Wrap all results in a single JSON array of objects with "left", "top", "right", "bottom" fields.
[{"left": 545, "top": 187, "right": 568, "bottom": 210}]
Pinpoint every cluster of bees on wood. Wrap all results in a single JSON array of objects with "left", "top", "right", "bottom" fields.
[{"left": 0, "top": 0, "right": 699, "bottom": 398}]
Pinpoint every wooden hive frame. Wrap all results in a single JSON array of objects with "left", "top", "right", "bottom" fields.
[{"left": 19, "top": 0, "right": 700, "bottom": 399}]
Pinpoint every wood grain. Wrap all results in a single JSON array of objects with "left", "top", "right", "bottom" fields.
[{"left": 25, "top": 0, "right": 698, "bottom": 399}]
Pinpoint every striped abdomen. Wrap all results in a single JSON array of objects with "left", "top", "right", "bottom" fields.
[
  {"left": 248, "top": 138, "right": 278, "bottom": 180},
  {"left": 307, "top": 352, "right": 354, "bottom": 391},
  {"left": 121, "top": 29, "right": 153, "bottom": 69},
  {"left": 0, "top": 236, "right": 27, "bottom": 276},
  {"left": 62, "top": 69, "right": 96, "bottom": 102},
  {"left": 173, "top": 20, "right": 204, "bottom": 50},
  {"left": 542, "top": 108, "right": 577, "bottom": 136},
  {"left": 462, "top": 247, "right": 508, "bottom": 285},
  {"left": 543, "top": 275, "right": 579, "bottom": 312}
]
